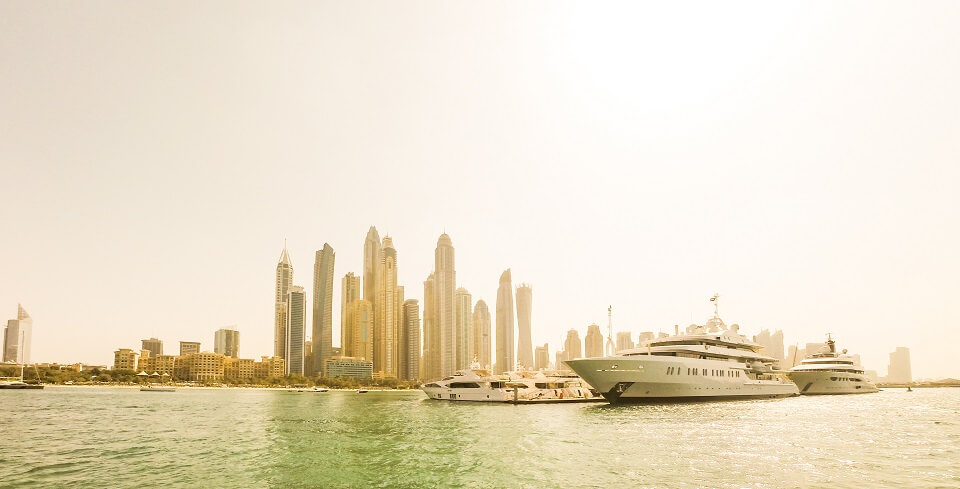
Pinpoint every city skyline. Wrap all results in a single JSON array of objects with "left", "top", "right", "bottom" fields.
[{"left": 2, "top": 3, "right": 958, "bottom": 379}]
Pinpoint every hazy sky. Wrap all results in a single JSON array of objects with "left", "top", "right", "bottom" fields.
[{"left": 2, "top": 1, "right": 958, "bottom": 378}]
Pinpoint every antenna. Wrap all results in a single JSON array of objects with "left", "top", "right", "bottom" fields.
[{"left": 605, "top": 305, "right": 615, "bottom": 356}]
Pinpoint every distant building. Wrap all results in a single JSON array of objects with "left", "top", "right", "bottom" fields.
[
  {"left": 515, "top": 284, "right": 533, "bottom": 370},
  {"left": 555, "top": 350, "right": 567, "bottom": 370},
  {"left": 224, "top": 357, "right": 255, "bottom": 380},
  {"left": 326, "top": 357, "right": 373, "bottom": 380},
  {"left": 472, "top": 300, "right": 491, "bottom": 370},
  {"left": 285, "top": 286, "right": 306, "bottom": 375},
  {"left": 374, "top": 237, "right": 400, "bottom": 379},
  {"left": 340, "top": 272, "right": 361, "bottom": 357},
  {"left": 304, "top": 340, "right": 314, "bottom": 376},
  {"left": 495, "top": 269, "right": 515, "bottom": 373},
  {"left": 434, "top": 234, "right": 456, "bottom": 377},
  {"left": 615, "top": 332, "right": 634, "bottom": 352},
  {"left": 422, "top": 273, "right": 438, "bottom": 379},
  {"left": 3, "top": 304, "right": 33, "bottom": 364},
  {"left": 177, "top": 352, "right": 225, "bottom": 382},
  {"left": 637, "top": 331, "right": 655, "bottom": 344},
  {"left": 347, "top": 300, "right": 373, "bottom": 362},
  {"left": 254, "top": 356, "right": 285, "bottom": 379},
  {"left": 754, "top": 329, "right": 784, "bottom": 361},
  {"left": 113, "top": 348, "right": 140, "bottom": 370},
  {"left": 804, "top": 342, "right": 827, "bottom": 357},
  {"left": 534, "top": 343, "right": 549, "bottom": 371},
  {"left": 275, "top": 244, "right": 294, "bottom": 360},
  {"left": 564, "top": 329, "right": 582, "bottom": 360},
  {"left": 140, "top": 354, "right": 177, "bottom": 376},
  {"left": 455, "top": 287, "right": 473, "bottom": 370},
  {"left": 584, "top": 324, "right": 603, "bottom": 358},
  {"left": 312, "top": 243, "right": 335, "bottom": 377},
  {"left": 141, "top": 337, "right": 163, "bottom": 358},
  {"left": 887, "top": 347, "right": 912, "bottom": 383},
  {"left": 214, "top": 329, "right": 239, "bottom": 358},
  {"left": 400, "top": 299, "right": 420, "bottom": 381},
  {"left": 179, "top": 341, "right": 201, "bottom": 356}
]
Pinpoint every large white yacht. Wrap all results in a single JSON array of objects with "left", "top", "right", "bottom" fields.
[
  {"left": 422, "top": 364, "right": 599, "bottom": 403},
  {"left": 786, "top": 335, "right": 878, "bottom": 394},
  {"left": 565, "top": 296, "right": 799, "bottom": 403}
]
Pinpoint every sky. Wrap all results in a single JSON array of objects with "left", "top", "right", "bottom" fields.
[{"left": 1, "top": 1, "right": 958, "bottom": 379}]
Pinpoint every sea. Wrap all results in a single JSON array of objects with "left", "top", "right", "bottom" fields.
[{"left": 0, "top": 386, "right": 957, "bottom": 488}]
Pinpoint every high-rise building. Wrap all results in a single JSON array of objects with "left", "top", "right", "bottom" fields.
[
  {"left": 534, "top": 343, "right": 549, "bottom": 371},
  {"left": 363, "top": 226, "right": 381, "bottom": 305},
  {"left": 348, "top": 299, "right": 374, "bottom": 361},
  {"left": 400, "top": 299, "right": 421, "bottom": 381},
  {"left": 312, "top": 243, "right": 335, "bottom": 376},
  {"left": 472, "top": 300, "right": 491, "bottom": 370},
  {"left": 495, "top": 269, "right": 515, "bottom": 374},
  {"left": 179, "top": 341, "right": 201, "bottom": 356},
  {"left": 303, "top": 340, "right": 314, "bottom": 376},
  {"left": 584, "top": 324, "right": 603, "bottom": 358},
  {"left": 214, "top": 329, "right": 239, "bottom": 358},
  {"left": 141, "top": 337, "right": 163, "bottom": 357},
  {"left": 422, "top": 273, "right": 438, "bottom": 379},
  {"left": 375, "top": 237, "right": 400, "bottom": 378},
  {"left": 435, "top": 234, "right": 456, "bottom": 377},
  {"left": 515, "top": 284, "right": 533, "bottom": 370},
  {"left": 285, "top": 286, "right": 306, "bottom": 375},
  {"left": 274, "top": 245, "right": 294, "bottom": 359},
  {"left": 615, "top": 332, "right": 634, "bottom": 352},
  {"left": 754, "top": 329, "right": 785, "bottom": 361},
  {"left": 455, "top": 288, "right": 473, "bottom": 369},
  {"left": 564, "top": 329, "right": 582, "bottom": 360},
  {"left": 3, "top": 305, "right": 32, "bottom": 364},
  {"left": 340, "top": 273, "right": 361, "bottom": 357},
  {"left": 638, "top": 331, "right": 655, "bottom": 344},
  {"left": 887, "top": 347, "right": 912, "bottom": 383},
  {"left": 555, "top": 350, "right": 567, "bottom": 370}
]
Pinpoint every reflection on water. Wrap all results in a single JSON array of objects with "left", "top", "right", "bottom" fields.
[{"left": 1, "top": 387, "right": 958, "bottom": 488}]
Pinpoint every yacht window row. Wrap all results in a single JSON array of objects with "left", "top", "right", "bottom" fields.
[{"left": 666, "top": 366, "right": 741, "bottom": 378}]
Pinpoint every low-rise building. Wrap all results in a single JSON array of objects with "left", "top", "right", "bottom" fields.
[
  {"left": 326, "top": 357, "right": 373, "bottom": 380},
  {"left": 113, "top": 348, "right": 140, "bottom": 371},
  {"left": 254, "top": 356, "right": 285, "bottom": 379},
  {"left": 176, "top": 352, "right": 225, "bottom": 382},
  {"left": 224, "top": 357, "right": 255, "bottom": 380}
]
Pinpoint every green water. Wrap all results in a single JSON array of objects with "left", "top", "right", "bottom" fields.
[{"left": 1, "top": 387, "right": 958, "bottom": 488}]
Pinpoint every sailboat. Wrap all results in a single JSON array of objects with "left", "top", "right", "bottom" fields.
[{"left": 0, "top": 364, "right": 44, "bottom": 390}]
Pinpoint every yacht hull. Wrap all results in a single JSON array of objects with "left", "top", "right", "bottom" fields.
[
  {"left": 566, "top": 357, "right": 799, "bottom": 404},
  {"left": 786, "top": 371, "right": 879, "bottom": 395}
]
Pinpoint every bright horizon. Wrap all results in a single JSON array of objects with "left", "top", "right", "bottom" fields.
[{"left": 2, "top": 1, "right": 958, "bottom": 379}]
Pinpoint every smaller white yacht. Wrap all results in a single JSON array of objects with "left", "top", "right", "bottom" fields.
[
  {"left": 422, "top": 364, "right": 599, "bottom": 403},
  {"left": 786, "top": 335, "right": 878, "bottom": 395}
]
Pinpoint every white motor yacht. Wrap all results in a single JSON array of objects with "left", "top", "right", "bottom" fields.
[
  {"left": 786, "top": 335, "right": 878, "bottom": 394},
  {"left": 565, "top": 296, "right": 799, "bottom": 403},
  {"left": 422, "top": 364, "right": 599, "bottom": 403}
]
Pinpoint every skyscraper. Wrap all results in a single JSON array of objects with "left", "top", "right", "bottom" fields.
[
  {"left": 435, "top": 234, "right": 456, "bottom": 377},
  {"left": 515, "top": 284, "right": 533, "bottom": 370},
  {"left": 3, "top": 305, "right": 32, "bottom": 364},
  {"left": 285, "top": 285, "right": 306, "bottom": 375},
  {"left": 375, "top": 236, "right": 399, "bottom": 378},
  {"left": 274, "top": 245, "right": 294, "bottom": 360},
  {"left": 141, "top": 337, "right": 163, "bottom": 357},
  {"left": 400, "top": 299, "right": 421, "bottom": 381},
  {"left": 472, "top": 300, "right": 491, "bottom": 370},
  {"left": 584, "top": 324, "right": 603, "bottom": 358},
  {"left": 564, "top": 329, "right": 582, "bottom": 360},
  {"left": 495, "top": 269, "right": 515, "bottom": 374},
  {"left": 887, "top": 347, "right": 912, "bottom": 383},
  {"left": 349, "top": 299, "right": 374, "bottom": 361},
  {"left": 312, "top": 243, "right": 335, "bottom": 376},
  {"left": 455, "top": 287, "right": 473, "bottom": 369},
  {"left": 341, "top": 272, "right": 361, "bottom": 357},
  {"left": 615, "top": 332, "right": 634, "bottom": 352},
  {"left": 422, "top": 273, "right": 438, "bottom": 379},
  {"left": 214, "top": 328, "right": 239, "bottom": 358},
  {"left": 534, "top": 343, "right": 549, "bottom": 371},
  {"left": 363, "top": 226, "right": 381, "bottom": 305}
]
